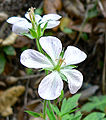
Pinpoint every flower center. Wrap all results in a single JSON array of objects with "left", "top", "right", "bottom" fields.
[{"left": 54, "top": 57, "right": 65, "bottom": 71}]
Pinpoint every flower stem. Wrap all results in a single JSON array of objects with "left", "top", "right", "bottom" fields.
[
  {"left": 43, "top": 100, "right": 47, "bottom": 119},
  {"left": 48, "top": 100, "right": 56, "bottom": 120},
  {"left": 36, "top": 38, "right": 44, "bottom": 54}
]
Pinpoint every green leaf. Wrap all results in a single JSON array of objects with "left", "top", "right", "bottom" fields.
[
  {"left": 34, "top": 8, "right": 43, "bottom": 15},
  {"left": 61, "top": 94, "right": 81, "bottom": 115},
  {"left": 51, "top": 104, "right": 60, "bottom": 116},
  {"left": 21, "top": 46, "right": 28, "bottom": 52},
  {"left": 62, "top": 114, "right": 73, "bottom": 120},
  {"left": 62, "top": 111, "right": 82, "bottom": 120},
  {"left": 63, "top": 27, "right": 73, "bottom": 34},
  {"left": 22, "top": 33, "right": 35, "bottom": 39},
  {"left": 61, "top": 108, "right": 79, "bottom": 117},
  {"left": 26, "top": 68, "right": 34, "bottom": 75},
  {"left": 46, "top": 108, "right": 56, "bottom": 120},
  {"left": 25, "top": 110, "right": 41, "bottom": 118},
  {"left": 0, "top": 54, "right": 6, "bottom": 74},
  {"left": 81, "top": 95, "right": 106, "bottom": 112},
  {"left": 87, "top": 3, "right": 98, "bottom": 20},
  {"left": 83, "top": 112, "right": 106, "bottom": 120},
  {"left": 81, "top": 33, "right": 88, "bottom": 41},
  {"left": 3, "top": 46, "right": 16, "bottom": 55}
]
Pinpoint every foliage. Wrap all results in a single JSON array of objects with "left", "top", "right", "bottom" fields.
[
  {"left": 3, "top": 46, "right": 16, "bottom": 55},
  {"left": 63, "top": 27, "right": 73, "bottom": 34},
  {"left": 81, "top": 95, "right": 106, "bottom": 113},
  {"left": 0, "top": 45, "right": 16, "bottom": 74},
  {"left": 83, "top": 112, "right": 106, "bottom": 120},
  {"left": 25, "top": 111, "right": 41, "bottom": 118},
  {"left": 34, "top": 8, "right": 43, "bottom": 15},
  {"left": 25, "top": 94, "right": 106, "bottom": 120},
  {"left": 87, "top": 2, "right": 99, "bottom": 20},
  {"left": 0, "top": 54, "right": 6, "bottom": 74}
]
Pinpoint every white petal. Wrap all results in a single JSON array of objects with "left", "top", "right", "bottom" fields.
[
  {"left": 7, "top": 17, "right": 27, "bottom": 24},
  {"left": 20, "top": 49, "right": 53, "bottom": 69},
  {"left": 61, "top": 69, "right": 83, "bottom": 94},
  {"left": 35, "top": 14, "right": 42, "bottom": 24},
  {"left": 25, "top": 13, "right": 30, "bottom": 20},
  {"left": 41, "top": 21, "right": 60, "bottom": 29},
  {"left": 39, "top": 36, "right": 62, "bottom": 65},
  {"left": 62, "top": 46, "right": 87, "bottom": 66},
  {"left": 42, "top": 14, "right": 61, "bottom": 22},
  {"left": 12, "top": 20, "right": 32, "bottom": 34},
  {"left": 38, "top": 71, "right": 63, "bottom": 100}
]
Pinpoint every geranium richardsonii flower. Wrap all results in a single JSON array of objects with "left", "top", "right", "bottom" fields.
[
  {"left": 20, "top": 36, "right": 87, "bottom": 100},
  {"left": 7, "top": 13, "right": 61, "bottom": 34}
]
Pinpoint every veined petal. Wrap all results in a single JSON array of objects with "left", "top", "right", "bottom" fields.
[
  {"left": 41, "top": 14, "right": 61, "bottom": 22},
  {"left": 62, "top": 46, "right": 87, "bottom": 66},
  {"left": 12, "top": 20, "right": 32, "bottom": 34},
  {"left": 41, "top": 21, "right": 60, "bottom": 29},
  {"left": 39, "top": 36, "right": 62, "bottom": 65},
  {"left": 61, "top": 69, "right": 83, "bottom": 94},
  {"left": 20, "top": 49, "right": 53, "bottom": 69},
  {"left": 38, "top": 71, "right": 63, "bottom": 100},
  {"left": 7, "top": 17, "right": 27, "bottom": 24}
]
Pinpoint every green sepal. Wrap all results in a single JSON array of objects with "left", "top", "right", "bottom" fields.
[
  {"left": 22, "top": 33, "right": 35, "bottom": 39},
  {"left": 60, "top": 49, "right": 64, "bottom": 58},
  {"left": 37, "top": 24, "right": 42, "bottom": 37},
  {"left": 61, "top": 65, "right": 77, "bottom": 70},
  {"left": 59, "top": 72, "right": 68, "bottom": 82},
  {"left": 41, "top": 22, "right": 48, "bottom": 36},
  {"left": 29, "top": 28, "right": 37, "bottom": 38}
]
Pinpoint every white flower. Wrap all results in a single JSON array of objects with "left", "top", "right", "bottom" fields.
[
  {"left": 7, "top": 14, "right": 61, "bottom": 34},
  {"left": 20, "top": 36, "right": 87, "bottom": 100}
]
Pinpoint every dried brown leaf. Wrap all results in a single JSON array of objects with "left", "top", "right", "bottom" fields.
[
  {"left": 60, "top": 17, "right": 92, "bottom": 33},
  {"left": 100, "top": 0, "right": 106, "bottom": 17},
  {"left": 63, "top": 0, "right": 85, "bottom": 18},
  {"left": 44, "top": 0, "right": 62, "bottom": 14},
  {"left": 0, "top": 12, "right": 8, "bottom": 22},
  {"left": 0, "top": 86, "right": 25, "bottom": 117},
  {"left": 1, "top": 33, "right": 17, "bottom": 46},
  {"left": 13, "top": 36, "right": 31, "bottom": 48}
]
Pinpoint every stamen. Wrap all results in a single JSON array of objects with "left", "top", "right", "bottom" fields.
[
  {"left": 28, "top": 7, "right": 37, "bottom": 30},
  {"left": 55, "top": 58, "right": 66, "bottom": 67},
  {"left": 59, "top": 58, "right": 65, "bottom": 66}
]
